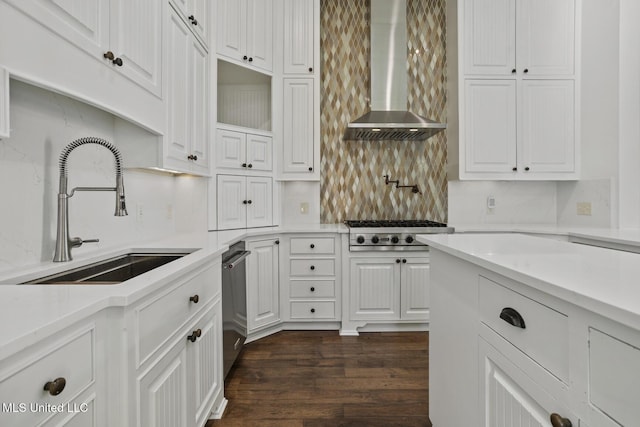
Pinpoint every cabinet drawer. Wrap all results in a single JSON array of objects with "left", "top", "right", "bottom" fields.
[
  {"left": 134, "top": 264, "right": 219, "bottom": 366},
  {"left": 290, "top": 301, "right": 336, "bottom": 319},
  {"left": 478, "top": 276, "right": 569, "bottom": 383},
  {"left": 0, "top": 326, "right": 95, "bottom": 427},
  {"left": 290, "top": 259, "right": 335, "bottom": 276},
  {"left": 290, "top": 280, "right": 335, "bottom": 298},
  {"left": 290, "top": 237, "right": 335, "bottom": 255}
]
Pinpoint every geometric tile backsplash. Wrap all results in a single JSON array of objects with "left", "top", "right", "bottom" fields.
[{"left": 319, "top": 0, "right": 448, "bottom": 223}]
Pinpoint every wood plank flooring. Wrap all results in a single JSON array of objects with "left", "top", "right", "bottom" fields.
[{"left": 206, "top": 331, "right": 431, "bottom": 427}]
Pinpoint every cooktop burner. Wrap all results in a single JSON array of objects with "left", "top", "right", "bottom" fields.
[{"left": 344, "top": 219, "right": 448, "bottom": 228}]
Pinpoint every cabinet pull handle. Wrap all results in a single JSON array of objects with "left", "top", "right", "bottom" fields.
[
  {"left": 550, "top": 413, "right": 572, "bottom": 427},
  {"left": 190, "top": 294, "right": 199, "bottom": 304},
  {"left": 310, "top": 265, "right": 315, "bottom": 270},
  {"left": 310, "top": 287, "right": 315, "bottom": 292},
  {"left": 187, "top": 329, "right": 202, "bottom": 342},
  {"left": 310, "top": 244, "right": 315, "bottom": 249},
  {"left": 44, "top": 377, "right": 66, "bottom": 396},
  {"left": 499, "top": 307, "right": 526, "bottom": 329}
]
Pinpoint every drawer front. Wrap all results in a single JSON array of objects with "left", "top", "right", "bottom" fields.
[
  {"left": 0, "top": 325, "right": 95, "bottom": 427},
  {"left": 478, "top": 276, "right": 569, "bottom": 383},
  {"left": 290, "top": 280, "right": 335, "bottom": 298},
  {"left": 290, "top": 237, "right": 335, "bottom": 255},
  {"left": 290, "top": 301, "right": 336, "bottom": 319},
  {"left": 135, "top": 264, "right": 218, "bottom": 366},
  {"left": 290, "top": 259, "right": 335, "bottom": 276}
]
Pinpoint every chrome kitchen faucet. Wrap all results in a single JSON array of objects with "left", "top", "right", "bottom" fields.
[{"left": 53, "top": 137, "right": 128, "bottom": 262}]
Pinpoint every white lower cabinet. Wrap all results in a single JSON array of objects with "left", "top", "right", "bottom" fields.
[
  {"left": 246, "top": 238, "right": 280, "bottom": 334},
  {"left": 348, "top": 255, "right": 430, "bottom": 323},
  {"left": 216, "top": 175, "right": 273, "bottom": 230},
  {"left": 0, "top": 313, "right": 106, "bottom": 427}
]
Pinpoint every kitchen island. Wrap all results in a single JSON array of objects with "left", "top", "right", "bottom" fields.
[{"left": 418, "top": 233, "right": 640, "bottom": 427}]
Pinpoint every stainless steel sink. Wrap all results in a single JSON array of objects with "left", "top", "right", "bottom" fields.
[{"left": 22, "top": 252, "right": 190, "bottom": 285}]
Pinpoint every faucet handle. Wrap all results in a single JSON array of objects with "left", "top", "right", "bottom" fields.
[
  {"left": 83, "top": 239, "right": 100, "bottom": 244},
  {"left": 70, "top": 237, "right": 100, "bottom": 248}
]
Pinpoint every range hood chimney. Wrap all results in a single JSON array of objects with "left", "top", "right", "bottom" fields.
[{"left": 344, "top": 0, "right": 446, "bottom": 141}]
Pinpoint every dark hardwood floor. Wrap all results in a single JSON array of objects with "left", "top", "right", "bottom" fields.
[{"left": 206, "top": 331, "right": 431, "bottom": 427}]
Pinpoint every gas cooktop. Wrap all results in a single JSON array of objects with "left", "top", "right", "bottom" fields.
[{"left": 344, "top": 219, "right": 454, "bottom": 251}]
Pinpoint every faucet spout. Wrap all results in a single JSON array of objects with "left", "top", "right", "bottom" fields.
[{"left": 53, "top": 137, "right": 128, "bottom": 262}]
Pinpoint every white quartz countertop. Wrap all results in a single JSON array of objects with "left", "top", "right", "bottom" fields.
[
  {"left": 418, "top": 233, "right": 640, "bottom": 332},
  {"left": 0, "top": 224, "right": 346, "bottom": 359}
]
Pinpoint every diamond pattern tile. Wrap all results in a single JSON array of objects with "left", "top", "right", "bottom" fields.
[{"left": 320, "top": 0, "right": 448, "bottom": 223}]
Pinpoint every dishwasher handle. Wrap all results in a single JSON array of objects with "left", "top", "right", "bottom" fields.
[{"left": 223, "top": 250, "right": 251, "bottom": 269}]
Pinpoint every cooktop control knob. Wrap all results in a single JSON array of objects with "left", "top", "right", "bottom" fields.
[
  {"left": 356, "top": 235, "right": 365, "bottom": 244},
  {"left": 391, "top": 236, "right": 400, "bottom": 244},
  {"left": 405, "top": 236, "right": 414, "bottom": 243},
  {"left": 371, "top": 235, "right": 380, "bottom": 244}
]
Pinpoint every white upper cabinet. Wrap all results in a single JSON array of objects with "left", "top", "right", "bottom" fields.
[
  {"left": 0, "top": 67, "right": 9, "bottom": 139},
  {"left": 457, "top": 0, "right": 580, "bottom": 180},
  {"left": 170, "top": 0, "right": 209, "bottom": 47},
  {"left": 283, "top": 0, "right": 315, "bottom": 75},
  {"left": 216, "top": 127, "right": 273, "bottom": 172},
  {"left": 464, "top": 0, "right": 575, "bottom": 76},
  {"left": 283, "top": 78, "right": 315, "bottom": 174},
  {"left": 217, "top": 175, "right": 273, "bottom": 230},
  {"left": 217, "top": 0, "right": 273, "bottom": 72}
]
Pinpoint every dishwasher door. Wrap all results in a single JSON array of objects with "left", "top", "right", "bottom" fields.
[{"left": 222, "top": 241, "right": 250, "bottom": 378}]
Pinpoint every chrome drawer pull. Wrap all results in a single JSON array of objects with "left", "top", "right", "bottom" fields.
[{"left": 499, "top": 307, "right": 526, "bottom": 329}]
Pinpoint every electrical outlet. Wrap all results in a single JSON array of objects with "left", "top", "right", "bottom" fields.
[
  {"left": 300, "top": 202, "right": 309, "bottom": 215},
  {"left": 486, "top": 195, "right": 496, "bottom": 214},
  {"left": 136, "top": 204, "right": 144, "bottom": 223},
  {"left": 577, "top": 202, "right": 592, "bottom": 216}
]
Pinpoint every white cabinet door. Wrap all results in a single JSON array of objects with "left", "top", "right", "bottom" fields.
[
  {"left": 283, "top": 78, "right": 315, "bottom": 173},
  {"left": 246, "top": 0, "right": 273, "bottom": 72},
  {"left": 217, "top": 0, "right": 246, "bottom": 62},
  {"left": 0, "top": 67, "right": 8, "bottom": 139},
  {"left": 283, "top": 0, "right": 315, "bottom": 75},
  {"left": 216, "top": 129, "right": 247, "bottom": 169},
  {"left": 479, "top": 338, "right": 578, "bottom": 427},
  {"left": 246, "top": 133, "right": 273, "bottom": 171},
  {"left": 189, "top": 35, "right": 210, "bottom": 173},
  {"left": 139, "top": 341, "right": 189, "bottom": 427},
  {"left": 401, "top": 259, "right": 430, "bottom": 321},
  {"left": 167, "top": 9, "right": 192, "bottom": 166},
  {"left": 109, "top": 0, "right": 163, "bottom": 96},
  {"left": 189, "top": 302, "right": 222, "bottom": 427},
  {"left": 246, "top": 177, "right": 273, "bottom": 228},
  {"left": 464, "top": 79, "right": 517, "bottom": 174},
  {"left": 217, "top": 175, "right": 247, "bottom": 230},
  {"left": 518, "top": 0, "right": 575, "bottom": 76},
  {"left": 463, "top": 0, "right": 515, "bottom": 75},
  {"left": 349, "top": 258, "right": 400, "bottom": 321},
  {"left": 520, "top": 80, "right": 575, "bottom": 173},
  {"left": 247, "top": 238, "right": 280, "bottom": 332}
]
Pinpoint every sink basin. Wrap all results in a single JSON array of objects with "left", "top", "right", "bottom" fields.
[{"left": 22, "top": 252, "right": 191, "bottom": 285}]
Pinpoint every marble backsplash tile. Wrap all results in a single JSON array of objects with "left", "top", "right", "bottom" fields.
[{"left": 319, "top": 0, "right": 448, "bottom": 223}]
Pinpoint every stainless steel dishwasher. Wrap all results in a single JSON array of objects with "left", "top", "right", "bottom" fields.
[{"left": 221, "top": 241, "right": 250, "bottom": 378}]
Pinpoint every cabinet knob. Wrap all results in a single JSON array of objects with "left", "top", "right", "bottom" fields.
[
  {"left": 524, "top": 68, "right": 529, "bottom": 73},
  {"left": 310, "top": 265, "right": 315, "bottom": 270},
  {"left": 190, "top": 294, "right": 199, "bottom": 304},
  {"left": 396, "top": 259, "right": 401, "bottom": 263},
  {"left": 550, "top": 413, "right": 572, "bottom": 427},
  {"left": 310, "top": 308, "right": 316, "bottom": 313},
  {"left": 103, "top": 51, "right": 115, "bottom": 60},
  {"left": 402, "top": 259, "right": 407, "bottom": 263},
  {"left": 242, "top": 163, "right": 247, "bottom": 168},
  {"left": 248, "top": 57, "right": 253, "bottom": 62},
  {"left": 512, "top": 167, "right": 517, "bottom": 171},
  {"left": 187, "top": 154, "right": 198, "bottom": 161},
  {"left": 275, "top": 239, "right": 280, "bottom": 245},
  {"left": 500, "top": 307, "right": 526, "bottom": 329},
  {"left": 112, "top": 57, "right": 123, "bottom": 67},
  {"left": 188, "top": 15, "right": 198, "bottom": 26},
  {"left": 248, "top": 163, "right": 253, "bottom": 168},
  {"left": 310, "top": 286, "right": 315, "bottom": 292},
  {"left": 187, "top": 329, "right": 202, "bottom": 342},
  {"left": 308, "top": 167, "right": 313, "bottom": 172},
  {"left": 309, "top": 67, "right": 313, "bottom": 72},
  {"left": 243, "top": 55, "right": 248, "bottom": 60},
  {"left": 310, "top": 244, "right": 315, "bottom": 249},
  {"left": 524, "top": 166, "right": 530, "bottom": 171},
  {"left": 44, "top": 377, "right": 66, "bottom": 396},
  {"left": 511, "top": 68, "right": 516, "bottom": 74},
  {"left": 247, "top": 200, "right": 252, "bottom": 204},
  {"left": 243, "top": 200, "right": 248, "bottom": 204}
]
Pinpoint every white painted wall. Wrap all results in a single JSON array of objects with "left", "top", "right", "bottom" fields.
[{"left": 0, "top": 80, "right": 207, "bottom": 273}]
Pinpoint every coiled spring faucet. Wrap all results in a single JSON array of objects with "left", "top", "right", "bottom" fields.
[{"left": 53, "top": 137, "right": 128, "bottom": 262}]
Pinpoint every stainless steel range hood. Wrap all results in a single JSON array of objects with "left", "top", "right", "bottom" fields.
[{"left": 344, "top": 0, "right": 446, "bottom": 141}]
